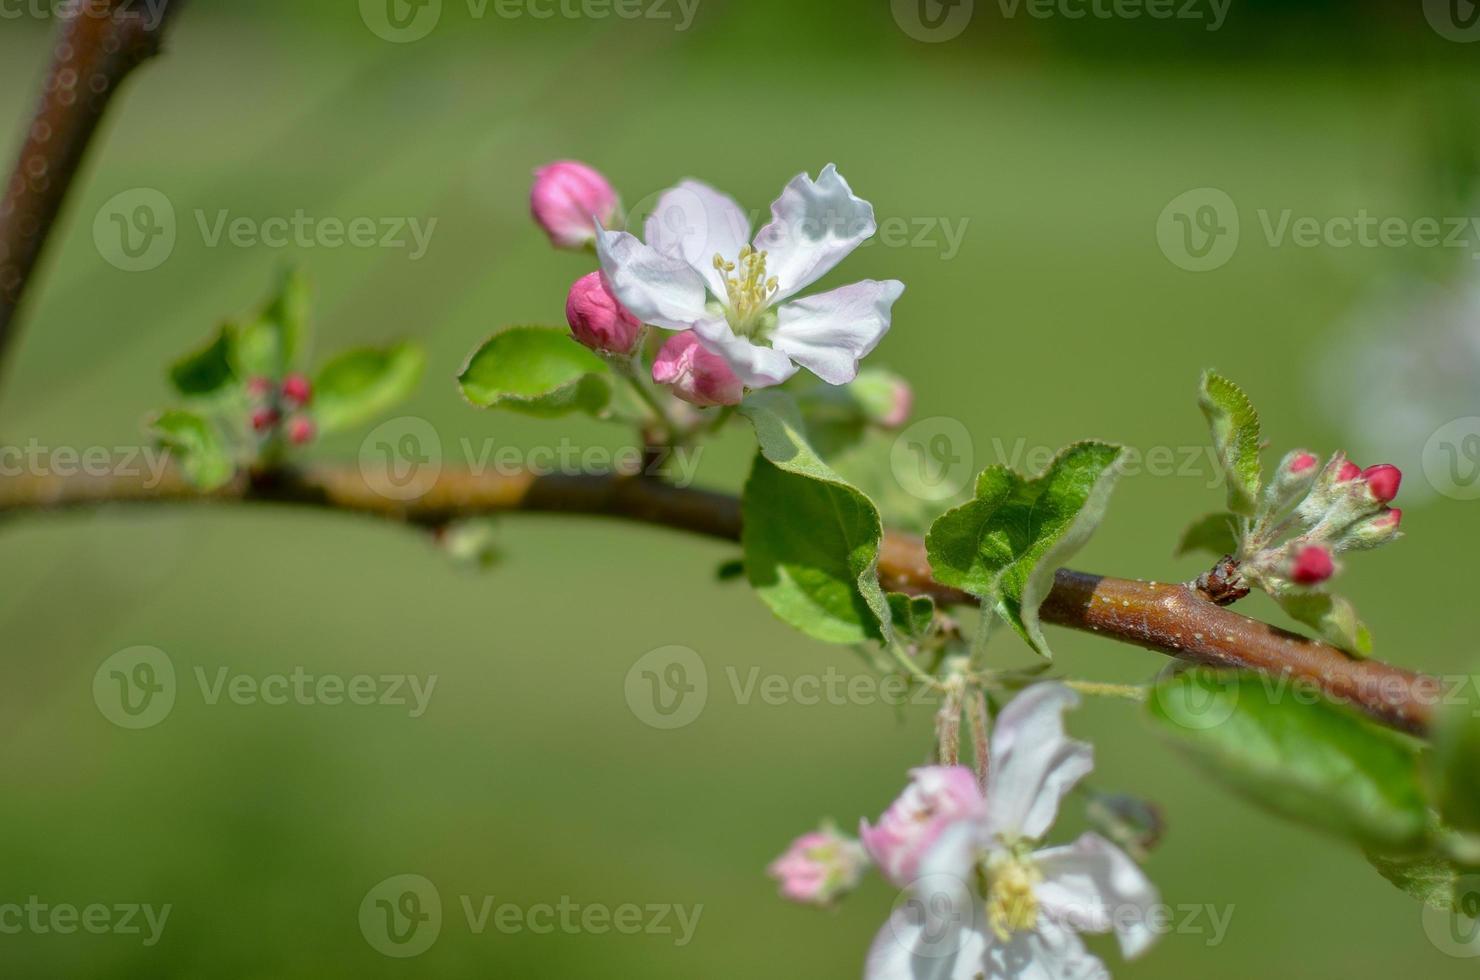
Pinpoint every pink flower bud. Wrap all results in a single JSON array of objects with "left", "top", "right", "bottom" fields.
[
  {"left": 1362, "top": 464, "right": 1402, "bottom": 503},
  {"left": 251, "top": 408, "right": 279, "bottom": 433},
  {"left": 766, "top": 827, "right": 869, "bottom": 907},
  {"left": 530, "top": 160, "right": 619, "bottom": 249},
  {"left": 246, "top": 376, "right": 274, "bottom": 398},
  {"left": 860, "top": 766, "right": 983, "bottom": 888},
  {"left": 881, "top": 378, "right": 913, "bottom": 429},
  {"left": 1289, "top": 452, "right": 1319, "bottom": 474},
  {"left": 652, "top": 331, "right": 744, "bottom": 408},
  {"left": 1290, "top": 545, "right": 1334, "bottom": 585},
  {"left": 1336, "top": 460, "right": 1363, "bottom": 482},
  {"left": 281, "top": 373, "right": 313, "bottom": 408},
  {"left": 1376, "top": 507, "right": 1402, "bottom": 528},
  {"left": 565, "top": 272, "right": 642, "bottom": 355},
  {"left": 287, "top": 417, "right": 316, "bottom": 446}
]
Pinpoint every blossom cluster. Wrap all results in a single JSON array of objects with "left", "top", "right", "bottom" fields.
[{"left": 530, "top": 160, "right": 906, "bottom": 408}]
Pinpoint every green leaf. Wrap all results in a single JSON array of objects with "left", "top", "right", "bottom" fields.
[
  {"left": 739, "top": 391, "right": 891, "bottom": 645},
  {"left": 229, "top": 318, "right": 284, "bottom": 380},
  {"left": 149, "top": 410, "right": 233, "bottom": 492},
  {"left": 458, "top": 326, "right": 612, "bottom": 418},
  {"left": 1148, "top": 669, "right": 1429, "bottom": 850},
  {"left": 887, "top": 593, "right": 936, "bottom": 640},
  {"left": 313, "top": 342, "right": 426, "bottom": 433},
  {"left": 1199, "top": 371, "right": 1263, "bottom": 516},
  {"left": 1433, "top": 675, "right": 1480, "bottom": 835},
  {"left": 925, "top": 442, "right": 1124, "bottom": 656},
  {"left": 1366, "top": 851, "right": 1477, "bottom": 913},
  {"left": 169, "top": 327, "right": 237, "bottom": 399},
  {"left": 1274, "top": 590, "right": 1373, "bottom": 658},
  {"left": 1176, "top": 512, "right": 1241, "bottom": 558},
  {"left": 262, "top": 267, "right": 311, "bottom": 369}
]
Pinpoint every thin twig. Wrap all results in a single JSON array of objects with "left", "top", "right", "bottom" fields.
[
  {"left": 0, "top": 462, "right": 1440, "bottom": 736},
  {"left": 0, "top": 0, "right": 182, "bottom": 381}
]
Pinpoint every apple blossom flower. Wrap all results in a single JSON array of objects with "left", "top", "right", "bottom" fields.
[
  {"left": 860, "top": 765, "right": 983, "bottom": 889},
  {"left": 866, "top": 684, "right": 1159, "bottom": 980},
  {"left": 652, "top": 331, "right": 743, "bottom": 407},
  {"left": 531, "top": 161, "right": 620, "bottom": 250},
  {"left": 595, "top": 165, "right": 904, "bottom": 390},
  {"left": 565, "top": 271, "right": 642, "bottom": 355},
  {"left": 767, "top": 826, "right": 870, "bottom": 907}
]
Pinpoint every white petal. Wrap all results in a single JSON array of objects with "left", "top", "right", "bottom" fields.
[
  {"left": 985, "top": 684, "right": 1093, "bottom": 842},
  {"left": 865, "top": 890, "right": 992, "bottom": 980},
  {"left": 772, "top": 279, "right": 904, "bottom": 385},
  {"left": 1034, "top": 833, "right": 1161, "bottom": 960},
  {"left": 984, "top": 918, "right": 1110, "bottom": 980},
  {"left": 643, "top": 179, "right": 753, "bottom": 298},
  {"left": 594, "top": 225, "right": 710, "bottom": 330},
  {"left": 692, "top": 318, "right": 798, "bottom": 389},
  {"left": 753, "top": 163, "right": 878, "bottom": 300}
]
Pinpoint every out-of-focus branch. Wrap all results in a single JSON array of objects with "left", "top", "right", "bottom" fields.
[
  {"left": 0, "top": 463, "right": 1439, "bottom": 736},
  {"left": 0, "top": 0, "right": 183, "bottom": 376}
]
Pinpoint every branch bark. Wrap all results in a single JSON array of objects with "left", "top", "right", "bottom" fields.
[
  {"left": 0, "top": 464, "right": 1439, "bottom": 736},
  {"left": 0, "top": 0, "right": 182, "bottom": 373}
]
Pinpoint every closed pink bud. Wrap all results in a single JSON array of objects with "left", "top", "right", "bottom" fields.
[
  {"left": 881, "top": 379, "right": 913, "bottom": 429},
  {"left": 652, "top": 332, "right": 744, "bottom": 407},
  {"left": 1376, "top": 507, "right": 1402, "bottom": 528},
  {"left": 767, "top": 827, "right": 869, "bottom": 907},
  {"left": 287, "top": 417, "right": 316, "bottom": 446},
  {"left": 1291, "top": 545, "right": 1334, "bottom": 585},
  {"left": 1336, "top": 460, "right": 1363, "bottom": 482},
  {"left": 530, "top": 160, "right": 619, "bottom": 249},
  {"left": 246, "top": 376, "right": 274, "bottom": 398},
  {"left": 1289, "top": 452, "right": 1319, "bottom": 474},
  {"left": 565, "top": 272, "right": 642, "bottom": 355},
  {"left": 250, "top": 408, "right": 279, "bottom": 433},
  {"left": 1362, "top": 464, "right": 1402, "bottom": 503},
  {"left": 860, "top": 766, "right": 983, "bottom": 888},
  {"left": 281, "top": 373, "right": 313, "bottom": 408}
]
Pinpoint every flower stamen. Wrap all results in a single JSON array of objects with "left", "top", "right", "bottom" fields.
[
  {"left": 985, "top": 854, "right": 1042, "bottom": 942},
  {"left": 714, "top": 245, "right": 779, "bottom": 334}
]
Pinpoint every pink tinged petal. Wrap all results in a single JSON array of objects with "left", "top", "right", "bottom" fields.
[
  {"left": 652, "top": 331, "right": 744, "bottom": 408},
  {"left": 865, "top": 888, "right": 991, "bottom": 980},
  {"left": 861, "top": 766, "right": 985, "bottom": 889},
  {"left": 594, "top": 226, "right": 710, "bottom": 331},
  {"left": 985, "top": 917, "right": 1110, "bottom": 980},
  {"left": 985, "top": 684, "right": 1094, "bottom": 843},
  {"left": 643, "top": 179, "right": 754, "bottom": 298},
  {"left": 754, "top": 163, "right": 879, "bottom": 301},
  {"left": 530, "top": 161, "right": 619, "bottom": 249},
  {"left": 1034, "top": 833, "right": 1161, "bottom": 960},
  {"left": 772, "top": 279, "right": 905, "bottom": 385},
  {"left": 691, "top": 318, "right": 798, "bottom": 389}
]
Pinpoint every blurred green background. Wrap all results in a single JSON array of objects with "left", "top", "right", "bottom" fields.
[{"left": 2, "top": 0, "right": 1479, "bottom": 976}]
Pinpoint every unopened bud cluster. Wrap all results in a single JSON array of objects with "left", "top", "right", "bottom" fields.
[
  {"left": 247, "top": 373, "right": 317, "bottom": 446},
  {"left": 1240, "top": 450, "right": 1403, "bottom": 592}
]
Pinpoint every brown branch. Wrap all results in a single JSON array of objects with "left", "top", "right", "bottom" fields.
[
  {"left": 0, "top": 464, "right": 1438, "bottom": 736},
  {"left": 0, "top": 0, "right": 182, "bottom": 372}
]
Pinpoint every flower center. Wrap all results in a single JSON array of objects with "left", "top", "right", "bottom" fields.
[
  {"left": 714, "top": 245, "right": 779, "bottom": 335},
  {"left": 984, "top": 853, "right": 1041, "bottom": 942}
]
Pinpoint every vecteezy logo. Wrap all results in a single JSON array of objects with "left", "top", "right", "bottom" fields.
[
  {"left": 360, "top": 0, "right": 442, "bottom": 42},
  {"left": 1422, "top": 874, "right": 1480, "bottom": 958},
  {"left": 1156, "top": 187, "right": 1239, "bottom": 272},
  {"left": 1423, "top": 417, "right": 1480, "bottom": 501},
  {"left": 93, "top": 646, "right": 176, "bottom": 729},
  {"left": 1151, "top": 664, "right": 1238, "bottom": 732},
  {"left": 625, "top": 646, "right": 708, "bottom": 730},
  {"left": 93, "top": 189, "right": 176, "bottom": 273},
  {"left": 358, "top": 416, "right": 443, "bottom": 502},
  {"left": 360, "top": 874, "right": 442, "bottom": 957},
  {"left": 885, "top": 873, "right": 974, "bottom": 959},
  {"left": 1425, "top": 0, "right": 1480, "bottom": 42},
  {"left": 890, "top": 417, "right": 974, "bottom": 502},
  {"left": 890, "top": 0, "right": 974, "bottom": 42}
]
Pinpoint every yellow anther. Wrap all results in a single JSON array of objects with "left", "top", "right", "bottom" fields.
[
  {"left": 985, "top": 856, "right": 1042, "bottom": 942},
  {"left": 715, "top": 246, "right": 779, "bottom": 332}
]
